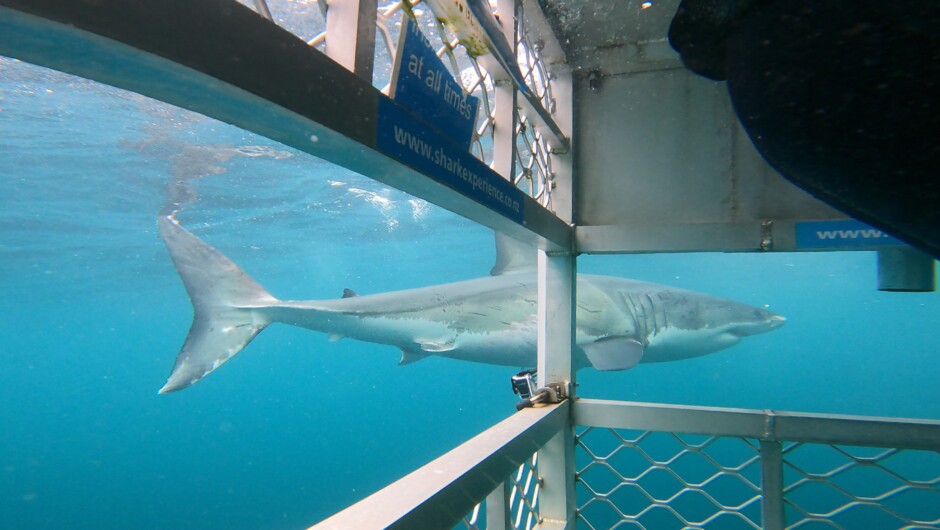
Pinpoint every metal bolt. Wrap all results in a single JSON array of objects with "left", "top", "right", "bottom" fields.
[
  {"left": 760, "top": 220, "right": 774, "bottom": 251},
  {"left": 588, "top": 70, "right": 602, "bottom": 91}
]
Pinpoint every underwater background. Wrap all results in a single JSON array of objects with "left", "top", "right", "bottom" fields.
[{"left": 2, "top": 57, "right": 938, "bottom": 530}]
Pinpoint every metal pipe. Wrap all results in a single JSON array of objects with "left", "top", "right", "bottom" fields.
[{"left": 878, "top": 246, "right": 936, "bottom": 292}]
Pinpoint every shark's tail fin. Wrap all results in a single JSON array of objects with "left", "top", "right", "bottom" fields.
[{"left": 157, "top": 215, "right": 279, "bottom": 394}]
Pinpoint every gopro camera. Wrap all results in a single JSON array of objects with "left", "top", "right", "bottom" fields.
[{"left": 511, "top": 369, "right": 538, "bottom": 400}]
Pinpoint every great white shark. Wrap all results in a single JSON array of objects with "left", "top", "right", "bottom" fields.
[{"left": 157, "top": 215, "right": 785, "bottom": 393}]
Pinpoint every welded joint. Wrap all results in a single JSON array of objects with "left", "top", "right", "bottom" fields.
[
  {"left": 536, "top": 517, "right": 567, "bottom": 528},
  {"left": 762, "top": 410, "right": 778, "bottom": 441}
]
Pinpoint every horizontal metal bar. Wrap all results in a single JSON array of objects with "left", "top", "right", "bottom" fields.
[
  {"left": 0, "top": 0, "right": 572, "bottom": 252},
  {"left": 576, "top": 221, "right": 905, "bottom": 254},
  {"left": 311, "top": 401, "right": 569, "bottom": 529},
  {"left": 574, "top": 399, "right": 940, "bottom": 451},
  {"left": 576, "top": 223, "right": 768, "bottom": 254},
  {"left": 575, "top": 399, "right": 769, "bottom": 438},
  {"left": 575, "top": 221, "right": 795, "bottom": 254},
  {"left": 517, "top": 83, "right": 571, "bottom": 154},
  {"left": 769, "top": 410, "right": 940, "bottom": 451},
  {"left": 568, "top": 39, "right": 683, "bottom": 78}
]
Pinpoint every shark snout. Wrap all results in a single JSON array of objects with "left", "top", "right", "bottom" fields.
[{"left": 730, "top": 310, "right": 786, "bottom": 337}]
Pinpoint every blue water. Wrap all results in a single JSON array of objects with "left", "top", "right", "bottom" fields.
[{"left": 2, "top": 58, "right": 938, "bottom": 530}]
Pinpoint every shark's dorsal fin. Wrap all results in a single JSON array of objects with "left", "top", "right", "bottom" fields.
[
  {"left": 490, "top": 232, "right": 536, "bottom": 276},
  {"left": 342, "top": 288, "right": 358, "bottom": 298}
]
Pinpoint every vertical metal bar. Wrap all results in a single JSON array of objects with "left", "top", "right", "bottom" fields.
[
  {"left": 485, "top": 480, "right": 512, "bottom": 530},
  {"left": 760, "top": 440, "right": 786, "bottom": 530},
  {"left": 492, "top": 0, "right": 518, "bottom": 184},
  {"left": 514, "top": 0, "right": 574, "bottom": 221},
  {"left": 539, "top": 41, "right": 574, "bottom": 224},
  {"left": 537, "top": 251, "right": 575, "bottom": 386},
  {"left": 545, "top": 64, "right": 574, "bottom": 223},
  {"left": 535, "top": 250, "right": 576, "bottom": 529},
  {"left": 513, "top": 0, "right": 577, "bottom": 522},
  {"left": 536, "top": 422, "right": 576, "bottom": 528},
  {"left": 324, "top": 0, "right": 377, "bottom": 81},
  {"left": 252, "top": 0, "right": 274, "bottom": 21},
  {"left": 492, "top": 79, "right": 517, "bottom": 182}
]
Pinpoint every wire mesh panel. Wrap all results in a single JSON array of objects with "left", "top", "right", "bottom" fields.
[
  {"left": 510, "top": 0, "right": 561, "bottom": 209},
  {"left": 510, "top": 451, "right": 542, "bottom": 529},
  {"left": 782, "top": 444, "right": 940, "bottom": 529},
  {"left": 576, "top": 427, "right": 763, "bottom": 530},
  {"left": 515, "top": 2, "right": 556, "bottom": 118},
  {"left": 514, "top": 112, "right": 555, "bottom": 209},
  {"left": 250, "top": 0, "right": 565, "bottom": 213},
  {"left": 455, "top": 451, "right": 542, "bottom": 530},
  {"left": 574, "top": 423, "right": 940, "bottom": 530},
  {"left": 460, "top": 502, "right": 484, "bottom": 530}
]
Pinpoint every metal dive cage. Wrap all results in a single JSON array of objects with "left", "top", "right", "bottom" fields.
[{"left": 1, "top": 0, "right": 936, "bottom": 528}]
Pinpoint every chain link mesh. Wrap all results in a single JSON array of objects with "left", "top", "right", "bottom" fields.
[
  {"left": 512, "top": 0, "right": 558, "bottom": 209},
  {"left": 783, "top": 443, "right": 940, "bottom": 529},
  {"left": 459, "top": 502, "right": 484, "bottom": 530},
  {"left": 245, "top": 0, "right": 560, "bottom": 212},
  {"left": 575, "top": 426, "right": 940, "bottom": 530},
  {"left": 576, "top": 427, "right": 763, "bottom": 530},
  {"left": 455, "top": 451, "right": 542, "bottom": 530},
  {"left": 514, "top": 112, "right": 555, "bottom": 209},
  {"left": 515, "top": 0, "right": 556, "bottom": 119},
  {"left": 509, "top": 451, "right": 542, "bottom": 529}
]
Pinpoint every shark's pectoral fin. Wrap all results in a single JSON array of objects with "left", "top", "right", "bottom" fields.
[
  {"left": 328, "top": 333, "right": 344, "bottom": 342},
  {"left": 418, "top": 338, "right": 457, "bottom": 352},
  {"left": 583, "top": 336, "right": 644, "bottom": 371},
  {"left": 399, "top": 349, "right": 428, "bottom": 366}
]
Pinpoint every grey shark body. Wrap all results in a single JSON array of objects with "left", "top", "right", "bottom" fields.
[{"left": 158, "top": 215, "right": 785, "bottom": 393}]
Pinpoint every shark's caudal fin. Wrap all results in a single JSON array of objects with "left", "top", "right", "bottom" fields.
[{"left": 157, "top": 215, "right": 279, "bottom": 394}]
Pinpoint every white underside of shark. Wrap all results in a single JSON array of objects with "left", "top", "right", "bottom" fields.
[{"left": 157, "top": 215, "right": 785, "bottom": 393}]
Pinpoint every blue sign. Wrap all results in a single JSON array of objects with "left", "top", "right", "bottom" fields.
[
  {"left": 376, "top": 97, "right": 523, "bottom": 223},
  {"left": 795, "top": 219, "right": 902, "bottom": 248},
  {"left": 390, "top": 17, "right": 479, "bottom": 150}
]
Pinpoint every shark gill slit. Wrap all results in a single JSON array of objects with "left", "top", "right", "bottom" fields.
[{"left": 621, "top": 292, "right": 646, "bottom": 341}]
